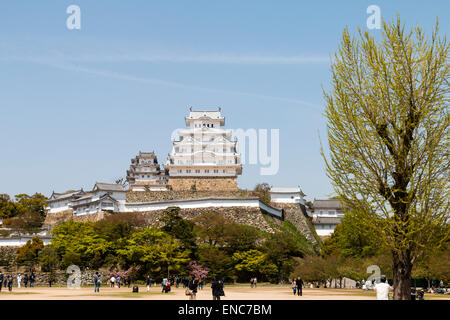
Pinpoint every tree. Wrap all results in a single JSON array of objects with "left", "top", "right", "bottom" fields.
[
  {"left": 263, "top": 231, "right": 305, "bottom": 282},
  {"left": 198, "top": 245, "right": 234, "bottom": 280},
  {"left": 187, "top": 261, "right": 209, "bottom": 279},
  {"left": 16, "top": 237, "right": 44, "bottom": 267},
  {"left": 193, "top": 212, "right": 229, "bottom": 246},
  {"left": 39, "top": 245, "right": 59, "bottom": 272},
  {"left": 253, "top": 183, "right": 271, "bottom": 204},
  {"left": 117, "top": 228, "right": 190, "bottom": 278},
  {"left": 161, "top": 207, "right": 197, "bottom": 258},
  {"left": 322, "top": 17, "right": 449, "bottom": 299},
  {"left": 51, "top": 220, "right": 111, "bottom": 269}
]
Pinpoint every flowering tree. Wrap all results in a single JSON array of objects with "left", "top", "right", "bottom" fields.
[
  {"left": 110, "top": 266, "right": 140, "bottom": 278},
  {"left": 188, "top": 261, "right": 209, "bottom": 279}
]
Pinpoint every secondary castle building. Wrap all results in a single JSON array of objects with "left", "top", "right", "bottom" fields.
[
  {"left": 164, "top": 108, "right": 242, "bottom": 191},
  {"left": 308, "top": 198, "right": 344, "bottom": 237},
  {"left": 126, "top": 151, "right": 168, "bottom": 191}
]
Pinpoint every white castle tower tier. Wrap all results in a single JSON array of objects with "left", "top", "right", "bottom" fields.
[{"left": 164, "top": 107, "right": 242, "bottom": 191}]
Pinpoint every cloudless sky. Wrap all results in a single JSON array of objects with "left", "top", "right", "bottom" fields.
[{"left": 0, "top": 0, "right": 448, "bottom": 200}]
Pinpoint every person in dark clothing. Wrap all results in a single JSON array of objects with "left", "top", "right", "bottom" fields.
[
  {"left": 29, "top": 273, "right": 35, "bottom": 287},
  {"left": 211, "top": 278, "right": 224, "bottom": 301},
  {"left": 24, "top": 274, "right": 29, "bottom": 287},
  {"left": 188, "top": 276, "right": 198, "bottom": 300},
  {"left": 0, "top": 271, "right": 3, "bottom": 291},
  {"left": 7, "top": 275, "right": 13, "bottom": 292},
  {"left": 295, "top": 277, "right": 303, "bottom": 296},
  {"left": 127, "top": 276, "right": 131, "bottom": 288},
  {"left": 94, "top": 272, "right": 100, "bottom": 293}
]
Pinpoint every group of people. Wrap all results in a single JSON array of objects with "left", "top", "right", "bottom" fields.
[
  {"left": 0, "top": 270, "right": 35, "bottom": 292},
  {"left": 108, "top": 274, "right": 132, "bottom": 288},
  {"left": 184, "top": 275, "right": 224, "bottom": 300},
  {"left": 291, "top": 277, "right": 304, "bottom": 296},
  {"left": 250, "top": 277, "right": 258, "bottom": 288}
]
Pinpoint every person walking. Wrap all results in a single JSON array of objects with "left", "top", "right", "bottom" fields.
[
  {"left": 17, "top": 274, "right": 22, "bottom": 288},
  {"left": 110, "top": 275, "right": 116, "bottom": 288},
  {"left": 250, "top": 278, "right": 254, "bottom": 288},
  {"left": 0, "top": 271, "right": 3, "bottom": 292},
  {"left": 374, "top": 275, "right": 393, "bottom": 300},
  {"left": 254, "top": 277, "right": 257, "bottom": 288},
  {"left": 94, "top": 272, "right": 100, "bottom": 293},
  {"left": 29, "top": 273, "right": 35, "bottom": 288},
  {"left": 24, "top": 274, "right": 29, "bottom": 288},
  {"left": 7, "top": 275, "right": 13, "bottom": 292},
  {"left": 211, "top": 277, "right": 224, "bottom": 301},
  {"left": 188, "top": 276, "right": 198, "bottom": 300},
  {"left": 127, "top": 275, "right": 131, "bottom": 288},
  {"left": 291, "top": 279, "right": 297, "bottom": 295},
  {"left": 116, "top": 276, "right": 121, "bottom": 288},
  {"left": 146, "top": 275, "right": 151, "bottom": 292},
  {"left": 295, "top": 276, "right": 303, "bottom": 296}
]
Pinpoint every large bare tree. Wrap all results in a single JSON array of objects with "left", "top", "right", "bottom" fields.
[{"left": 322, "top": 17, "right": 449, "bottom": 299}]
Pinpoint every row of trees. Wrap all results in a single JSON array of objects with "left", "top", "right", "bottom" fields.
[
  {"left": 7, "top": 207, "right": 311, "bottom": 283},
  {"left": 291, "top": 211, "right": 450, "bottom": 288},
  {"left": 0, "top": 193, "right": 47, "bottom": 233}
]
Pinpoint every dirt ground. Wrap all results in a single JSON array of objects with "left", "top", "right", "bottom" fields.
[{"left": 1, "top": 285, "right": 449, "bottom": 300}]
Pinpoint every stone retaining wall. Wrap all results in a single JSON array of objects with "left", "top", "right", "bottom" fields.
[
  {"left": 127, "top": 190, "right": 258, "bottom": 202},
  {"left": 139, "top": 206, "right": 276, "bottom": 233},
  {"left": 272, "top": 203, "right": 321, "bottom": 247},
  {"left": 0, "top": 270, "right": 110, "bottom": 286},
  {"left": 168, "top": 176, "right": 238, "bottom": 191},
  {"left": 43, "top": 206, "right": 276, "bottom": 234}
]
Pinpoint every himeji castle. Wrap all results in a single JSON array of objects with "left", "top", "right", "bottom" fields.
[
  {"left": 164, "top": 107, "right": 242, "bottom": 191},
  {"left": 34, "top": 106, "right": 325, "bottom": 246}
]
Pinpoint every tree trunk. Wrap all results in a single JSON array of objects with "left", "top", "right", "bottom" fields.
[{"left": 392, "top": 253, "right": 413, "bottom": 300}]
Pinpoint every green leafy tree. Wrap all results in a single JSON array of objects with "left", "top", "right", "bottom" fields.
[
  {"left": 198, "top": 245, "right": 234, "bottom": 280},
  {"left": 161, "top": 207, "right": 197, "bottom": 258},
  {"left": 39, "top": 245, "right": 60, "bottom": 272},
  {"left": 263, "top": 231, "right": 305, "bottom": 282},
  {"left": 117, "top": 228, "right": 190, "bottom": 278},
  {"left": 51, "top": 220, "right": 111, "bottom": 269},
  {"left": 16, "top": 236, "right": 44, "bottom": 267},
  {"left": 232, "top": 249, "right": 273, "bottom": 281},
  {"left": 322, "top": 17, "right": 449, "bottom": 299}
]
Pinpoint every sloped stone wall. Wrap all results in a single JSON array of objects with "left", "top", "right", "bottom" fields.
[
  {"left": 42, "top": 207, "right": 275, "bottom": 234},
  {"left": 139, "top": 207, "right": 276, "bottom": 233},
  {"left": 272, "top": 203, "right": 321, "bottom": 247}
]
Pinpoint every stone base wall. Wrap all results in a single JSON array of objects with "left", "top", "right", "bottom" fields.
[
  {"left": 43, "top": 210, "right": 73, "bottom": 227},
  {"left": 42, "top": 207, "right": 275, "bottom": 233},
  {"left": 127, "top": 190, "right": 257, "bottom": 202},
  {"left": 0, "top": 270, "right": 110, "bottom": 286},
  {"left": 272, "top": 203, "right": 321, "bottom": 248},
  {"left": 139, "top": 207, "right": 275, "bottom": 233},
  {"left": 168, "top": 176, "right": 238, "bottom": 191}
]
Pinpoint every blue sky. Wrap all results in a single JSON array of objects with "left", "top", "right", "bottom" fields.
[{"left": 0, "top": 0, "right": 448, "bottom": 200}]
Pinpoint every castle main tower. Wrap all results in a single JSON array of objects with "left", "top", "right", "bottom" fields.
[{"left": 164, "top": 107, "right": 242, "bottom": 191}]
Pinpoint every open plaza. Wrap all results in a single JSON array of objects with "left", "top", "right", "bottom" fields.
[{"left": 1, "top": 285, "right": 449, "bottom": 301}]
